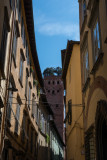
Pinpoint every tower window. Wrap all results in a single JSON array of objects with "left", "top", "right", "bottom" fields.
[
  {"left": 52, "top": 90, "right": 55, "bottom": 95},
  {"left": 56, "top": 104, "right": 59, "bottom": 107},
  {"left": 57, "top": 81, "right": 59, "bottom": 84}
]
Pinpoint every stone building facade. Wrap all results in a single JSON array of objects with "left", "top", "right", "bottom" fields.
[
  {"left": 0, "top": 1, "right": 64, "bottom": 160},
  {"left": 79, "top": 0, "right": 107, "bottom": 159}
]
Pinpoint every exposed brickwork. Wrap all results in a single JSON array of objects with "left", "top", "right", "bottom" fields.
[{"left": 44, "top": 76, "right": 64, "bottom": 140}]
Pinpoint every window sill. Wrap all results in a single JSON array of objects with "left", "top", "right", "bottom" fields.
[
  {"left": 18, "top": 78, "right": 23, "bottom": 88},
  {"left": 82, "top": 77, "right": 90, "bottom": 93},
  {"left": 90, "top": 52, "right": 104, "bottom": 74}
]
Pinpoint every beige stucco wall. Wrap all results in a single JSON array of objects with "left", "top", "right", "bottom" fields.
[{"left": 66, "top": 44, "right": 85, "bottom": 160}]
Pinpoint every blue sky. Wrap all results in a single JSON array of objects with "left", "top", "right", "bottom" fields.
[{"left": 32, "top": 0, "right": 79, "bottom": 73}]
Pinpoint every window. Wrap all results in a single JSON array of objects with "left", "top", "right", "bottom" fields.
[
  {"left": 26, "top": 122, "right": 29, "bottom": 150},
  {"left": 57, "top": 90, "right": 59, "bottom": 93},
  {"left": 9, "top": 0, "right": 15, "bottom": 9},
  {"left": 52, "top": 90, "right": 55, "bottom": 95},
  {"left": 19, "top": 52, "right": 24, "bottom": 84},
  {"left": 0, "top": 14, "right": 8, "bottom": 75},
  {"left": 12, "top": 22, "right": 18, "bottom": 61},
  {"left": 21, "top": 114, "right": 26, "bottom": 142},
  {"left": 28, "top": 83, "right": 31, "bottom": 109},
  {"left": 26, "top": 42, "right": 30, "bottom": 65},
  {"left": 21, "top": 18, "right": 25, "bottom": 47},
  {"left": 7, "top": 82, "right": 13, "bottom": 123},
  {"left": 57, "top": 81, "right": 59, "bottom": 84},
  {"left": 92, "top": 19, "right": 101, "bottom": 64},
  {"left": 36, "top": 106, "right": 39, "bottom": 124},
  {"left": 25, "top": 70, "right": 28, "bottom": 98},
  {"left": 32, "top": 94, "right": 36, "bottom": 118},
  {"left": 15, "top": 101, "right": 21, "bottom": 134},
  {"left": 56, "top": 104, "right": 59, "bottom": 107},
  {"left": 68, "top": 100, "right": 72, "bottom": 124},
  {"left": 17, "top": 0, "right": 21, "bottom": 22},
  {"left": 83, "top": 47, "right": 89, "bottom": 84},
  {"left": 48, "top": 90, "right": 50, "bottom": 93},
  {"left": 82, "top": 0, "right": 86, "bottom": 22},
  {"left": 85, "top": 126, "right": 95, "bottom": 160},
  {"left": 48, "top": 81, "right": 50, "bottom": 84},
  {"left": 53, "top": 81, "right": 55, "bottom": 85}
]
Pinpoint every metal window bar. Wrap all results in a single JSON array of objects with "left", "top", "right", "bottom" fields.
[{"left": 85, "top": 127, "right": 96, "bottom": 160}]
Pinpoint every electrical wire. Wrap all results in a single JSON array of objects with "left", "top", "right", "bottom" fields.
[
  {"left": 67, "top": 107, "right": 84, "bottom": 140},
  {"left": 8, "top": 96, "right": 84, "bottom": 107}
]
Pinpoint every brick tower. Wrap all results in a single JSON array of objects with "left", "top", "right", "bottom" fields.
[{"left": 44, "top": 75, "right": 64, "bottom": 139}]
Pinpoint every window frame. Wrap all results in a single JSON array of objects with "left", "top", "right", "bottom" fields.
[
  {"left": 17, "top": 0, "right": 21, "bottom": 22},
  {"left": 28, "top": 83, "right": 32, "bottom": 109},
  {"left": 19, "top": 50, "right": 25, "bottom": 86},
  {"left": 82, "top": 0, "right": 87, "bottom": 23},
  {"left": 14, "top": 100, "right": 21, "bottom": 134},
  {"left": 12, "top": 21, "right": 19, "bottom": 65},
  {"left": 82, "top": 45, "right": 89, "bottom": 85},
  {"left": 85, "top": 126, "right": 95, "bottom": 160},
  {"left": 25, "top": 69, "right": 29, "bottom": 98},
  {"left": 21, "top": 18, "right": 26, "bottom": 47},
  {"left": 7, "top": 82, "right": 13, "bottom": 123},
  {"left": 92, "top": 18, "right": 101, "bottom": 64}
]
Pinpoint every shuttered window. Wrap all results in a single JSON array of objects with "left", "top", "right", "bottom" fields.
[
  {"left": 32, "top": 96, "right": 37, "bottom": 118},
  {"left": 68, "top": 100, "right": 72, "bottom": 125},
  {"left": 21, "top": 18, "right": 26, "bottom": 47},
  {"left": 26, "top": 42, "right": 30, "bottom": 65},
  {"left": 83, "top": 47, "right": 89, "bottom": 84},
  {"left": 92, "top": 19, "right": 101, "bottom": 64},
  {"left": 7, "top": 82, "right": 13, "bottom": 122},
  {"left": 21, "top": 114, "right": 26, "bottom": 142},
  {"left": 17, "top": 0, "right": 21, "bottom": 22},
  {"left": 28, "top": 84, "right": 31, "bottom": 109},
  {"left": 15, "top": 103, "right": 20, "bottom": 134},
  {"left": 25, "top": 71, "right": 28, "bottom": 98},
  {"left": 19, "top": 53, "right": 24, "bottom": 83},
  {"left": 12, "top": 22, "right": 18, "bottom": 61}
]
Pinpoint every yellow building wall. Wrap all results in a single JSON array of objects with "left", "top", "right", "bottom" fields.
[{"left": 66, "top": 44, "right": 85, "bottom": 160}]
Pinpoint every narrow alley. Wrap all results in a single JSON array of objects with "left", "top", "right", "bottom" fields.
[{"left": 0, "top": 0, "right": 107, "bottom": 160}]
